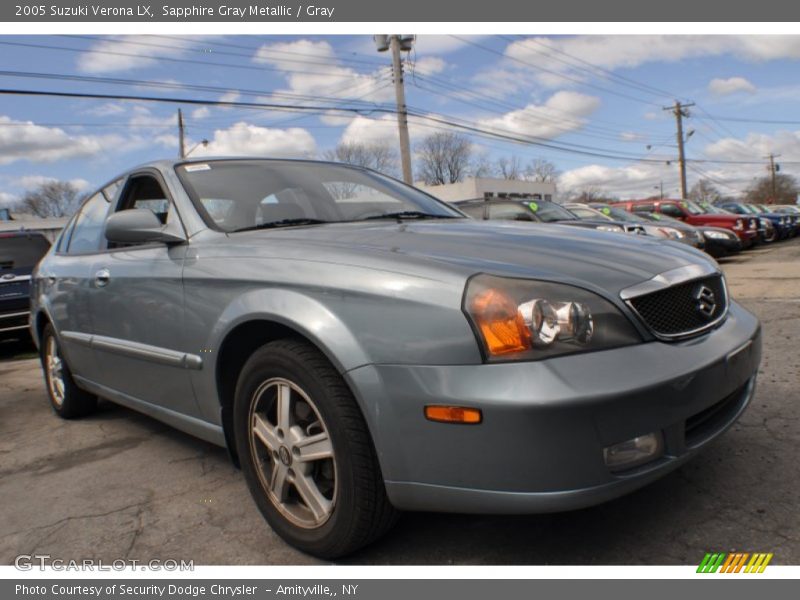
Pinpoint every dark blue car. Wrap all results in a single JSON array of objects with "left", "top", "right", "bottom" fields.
[
  {"left": 717, "top": 202, "right": 793, "bottom": 242},
  {"left": 0, "top": 231, "right": 51, "bottom": 341}
]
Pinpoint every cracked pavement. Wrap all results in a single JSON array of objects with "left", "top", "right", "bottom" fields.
[{"left": 0, "top": 239, "right": 798, "bottom": 565}]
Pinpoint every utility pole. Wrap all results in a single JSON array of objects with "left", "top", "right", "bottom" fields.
[
  {"left": 664, "top": 100, "right": 694, "bottom": 200},
  {"left": 765, "top": 153, "right": 781, "bottom": 202},
  {"left": 375, "top": 35, "right": 414, "bottom": 184},
  {"left": 178, "top": 108, "right": 186, "bottom": 159}
]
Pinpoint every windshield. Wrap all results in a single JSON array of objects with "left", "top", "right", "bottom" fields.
[
  {"left": 592, "top": 205, "right": 644, "bottom": 223},
  {"left": 680, "top": 200, "right": 705, "bottom": 215},
  {"left": 176, "top": 160, "right": 463, "bottom": 232},
  {"left": 528, "top": 201, "right": 578, "bottom": 222},
  {"left": 701, "top": 203, "right": 733, "bottom": 215},
  {"left": 564, "top": 205, "right": 608, "bottom": 221}
]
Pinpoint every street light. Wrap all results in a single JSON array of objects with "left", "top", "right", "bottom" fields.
[{"left": 185, "top": 139, "right": 209, "bottom": 157}]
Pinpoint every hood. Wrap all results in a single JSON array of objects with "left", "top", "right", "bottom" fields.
[{"left": 228, "top": 219, "right": 713, "bottom": 296}]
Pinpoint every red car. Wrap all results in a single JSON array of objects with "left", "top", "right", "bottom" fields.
[{"left": 614, "top": 199, "right": 758, "bottom": 248}]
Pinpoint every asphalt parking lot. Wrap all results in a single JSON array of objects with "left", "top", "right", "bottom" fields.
[{"left": 1, "top": 240, "right": 798, "bottom": 566}]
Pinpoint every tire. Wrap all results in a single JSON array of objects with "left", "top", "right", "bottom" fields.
[
  {"left": 40, "top": 324, "right": 97, "bottom": 419},
  {"left": 233, "top": 339, "right": 397, "bottom": 559}
]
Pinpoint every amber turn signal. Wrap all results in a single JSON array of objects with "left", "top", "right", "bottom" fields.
[
  {"left": 469, "top": 288, "right": 531, "bottom": 356},
  {"left": 424, "top": 405, "right": 482, "bottom": 424}
]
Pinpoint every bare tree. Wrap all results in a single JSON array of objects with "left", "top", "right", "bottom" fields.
[
  {"left": 566, "top": 186, "right": 608, "bottom": 203},
  {"left": 322, "top": 141, "right": 399, "bottom": 176},
  {"left": 472, "top": 154, "right": 495, "bottom": 178},
  {"left": 689, "top": 179, "right": 721, "bottom": 204},
  {"left": 415, "top": 132, "right": 473, "bottom": 185},
  {"left": 496, "top": 156, "right": 523, "bottom": 180},
  {"left": 525, "top": 159, "right": 559, "bottom": 183},
  {"left": 17, "top": 181, "right": 84, "bottom": 218},
  {"left": 745, "top": 173, "right": 799, "bottom": 205}
]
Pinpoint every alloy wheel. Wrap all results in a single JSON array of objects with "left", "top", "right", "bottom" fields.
[{"left": 248, "top": 377, "right": 337, "bottom": 529}]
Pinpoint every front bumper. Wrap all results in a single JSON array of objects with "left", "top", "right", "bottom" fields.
[
  {"left": 347, "top": 301, "right": 761, "bottom": 514},
  {"left": 703, "top": 236, "right": 741, "bottom": 258}
]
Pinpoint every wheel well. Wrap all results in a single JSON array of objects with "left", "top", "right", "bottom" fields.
[
  {"left": 34, "top": 311, "right": 50, "bottom": 349},
  {"left": 216, "top": 320, "right": 324, "bottom": 467}
]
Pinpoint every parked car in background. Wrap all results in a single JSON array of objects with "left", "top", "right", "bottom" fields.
[
  {"left": 560, "top": 203, "right": 648, "bottom": 236},
  {"left": 615, "top": 199, "right": 759, "bottom": 248},
  {"left": 1, "top": 231, "right": 51, "bottom": 341},
  {"left": 454, "top": 198, "right": 632, "bottom": 234},
  {"left": 576, "top": 203, "right": 704, "bottom": 249},
  {"left": 635, "top": 212, "right": 742, "bottom": 258},
  {"left": 30, "top": 158, "right": 762, "bottom": 558},
  {"left": 754, "top": 203, "right": 800, "bottom": 235},
  {"left": 717, "top": 201, "right": 792, "bottom": 242}
]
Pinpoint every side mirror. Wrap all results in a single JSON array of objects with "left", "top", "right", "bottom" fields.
[{"left": 105, "top": 209, "right": 186, "bottom": 245}]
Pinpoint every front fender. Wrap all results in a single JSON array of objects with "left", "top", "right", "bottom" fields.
[{"left": 212, "top": 287, "right": 371, "bottom": 373}]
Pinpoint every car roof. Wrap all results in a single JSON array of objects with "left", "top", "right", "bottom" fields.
[{"left": 131, "top": 156, "right": 371, "bottom": 172}]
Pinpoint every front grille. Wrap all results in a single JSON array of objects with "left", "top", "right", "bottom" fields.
[{"left": 628, "top": 274, "right": 727, "bottom": 338}]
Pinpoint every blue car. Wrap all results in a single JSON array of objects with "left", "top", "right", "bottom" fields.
[{"left": 717, "top": 202, "right": 793, "bottom": 242}]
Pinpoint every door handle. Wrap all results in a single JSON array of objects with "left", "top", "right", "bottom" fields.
[{"left": 95, "top": 268, "right": 110, "bottom": 287}]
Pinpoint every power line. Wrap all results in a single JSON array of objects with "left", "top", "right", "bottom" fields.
[
  {"left": 499, "top": 35, "right": 679, "bottom": 101},
  {"left": 57, "top": 34, "right": 384, "bottom": 73},
  {"left": 0, "top": 40, "right": 378, "bottom": 79},
  {"left": 0, "top": 69, "right": 393, "bottom": 109},
  {"left": 450, "top": 35, "right": 664, "bottom": 107}
]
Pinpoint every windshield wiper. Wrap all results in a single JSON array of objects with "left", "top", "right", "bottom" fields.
[
  {"left": 232, "top": 218, "right": 329, "bottom": 232},
  {"left": 364, "top": 211, "right": 458, "bottom": 221}
]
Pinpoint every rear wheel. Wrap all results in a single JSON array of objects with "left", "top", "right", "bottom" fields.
[
  {"left": 41, "top": 324, "right": 97, "bottom": 419},
  {"left": 233, "top": 339, "right": 397, "bottom": 559}
]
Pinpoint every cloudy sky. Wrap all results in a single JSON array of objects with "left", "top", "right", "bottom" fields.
[{"left": 1, "top": 34, "right": 800, "bottom": 206}]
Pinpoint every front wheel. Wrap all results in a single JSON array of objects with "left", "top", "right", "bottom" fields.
[{"left": 233, "top": 339, "right": 397, "bottom": 558}]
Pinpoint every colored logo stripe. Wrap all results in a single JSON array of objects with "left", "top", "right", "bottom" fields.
[{"left": 697, "top": 552, "right": 773, "bottom": 573}]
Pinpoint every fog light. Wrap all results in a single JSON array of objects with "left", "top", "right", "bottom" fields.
[{"left": 603, "top": 432, "right": 663, "bottom": 471}]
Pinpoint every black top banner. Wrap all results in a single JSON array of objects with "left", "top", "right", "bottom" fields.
[{"left": 2, "top": 0, "right": 798, "bottom": 22}]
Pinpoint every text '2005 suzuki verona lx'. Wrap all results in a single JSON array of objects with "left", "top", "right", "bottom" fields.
[{"left": 31, "top": 159, "right": 761, "bottom": 558}]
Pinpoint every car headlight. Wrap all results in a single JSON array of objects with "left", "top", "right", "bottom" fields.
[
  {"left": 658, "top": 227, "right": 684, "bottom": 239},
  {"left": 703, "top": 230, "right": 731, "bottom": 240},
  {"left": 464, "top": 274, "right": 641, "bottom": 362},
  {"left": 733, "top": 219, "right": 743, "bottom": 230},
  {"left": 595, "top": 224, "right": 625, "bottom": 233}
]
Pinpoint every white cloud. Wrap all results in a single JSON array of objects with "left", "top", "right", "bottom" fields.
[
  {"left": 219, "top": 90, "right": 241, "bottom": 104},
  {"left": 252, "top": 39, "right": 392, "bottom": 103},
  {"left": 14, "top": 175, "right": 91, "bottom": 191},
  {"left": 340, "top": 115, "right": 399, "bottom": 146},
  {"left": 411, "top": 56, "right": 447, "bottom": 76},
  {"left": 77, "top": 35, "right": 197, "bottom": 74},
  {"left": 478, "top": 91, "right": 601, "bottom": 140},
  {"left": 0, "top": 116, "right": 120, "bottom": 166},
  {"left": 704, "top": 130, "right": 800, "bottom": 162},
  {"left": 192, "top": 107, "right": 211, "bottom": 119},
  {"left": 84, "top": 103, "right": 126, "bottom": 117},
  {"left": 502, "top": 36, "right": 800, "bottom": 88},
  {"left": 559, "top": 163, "right": 678, "bottom": 199},
  {"left": 194, "top": 122, "right": 317, "bottom": 158},
  {"left": 0, "top": 191, "right": 17, "bottom": 206},
  {"left": 708, "top": 77, "right": 757, "bottom": 96},
  {"left": 559, "top": 128, "right": 800, "bottom": 198}
]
